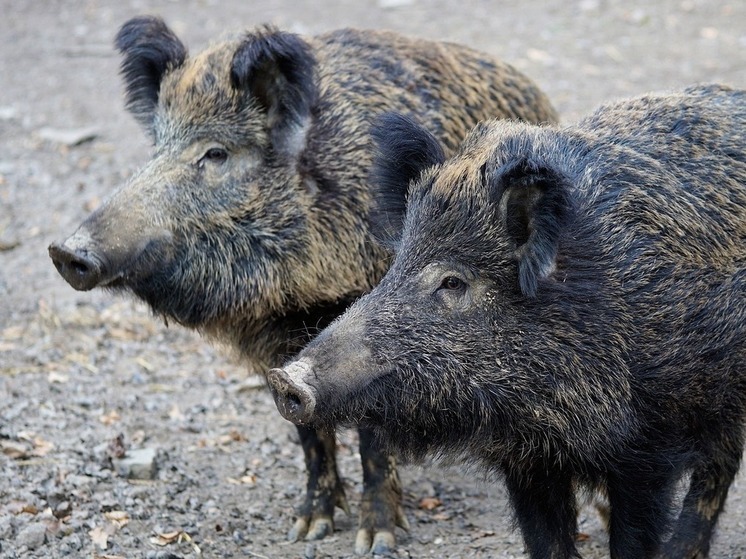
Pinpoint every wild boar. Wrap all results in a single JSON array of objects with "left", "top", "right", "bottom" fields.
[
  {"left": 268, "top": 84, "right": 746, "bottom": 559},
  {"left": 48, "top": 15, "right": 558, "bottom": 554}
]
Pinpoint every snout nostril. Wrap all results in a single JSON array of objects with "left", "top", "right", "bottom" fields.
[
  {"left": 286, "top": 392, "right": 303, "bottom": 414},
  {"left": 267, "top": 367, "right": 315, "bottom": 424},
  {"left": 68, "top": 258, "right": 91, "bottom": 276}
]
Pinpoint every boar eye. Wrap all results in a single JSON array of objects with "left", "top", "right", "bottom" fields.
[
  {"left": 198, "top": 147, "right": 228, "bottom": 167},
  {"left": 440, "top": 276, "right": 465, "bottom": 291}
]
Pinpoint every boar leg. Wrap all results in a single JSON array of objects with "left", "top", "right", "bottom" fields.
[
  {"left": 289, "top": 425, "right": 350, "bottom": 541},
  {"left": 606, "top": 469, "right": 678, "bottom": 559},
  {"left": 504, "top": 467, "right": 579, "bottom": 559},
  {"left": 355, "top": 428, "right": 408, "bottom": 555},
  {"left": 661, "top": 433, "right": 742, "bottom": 559}
]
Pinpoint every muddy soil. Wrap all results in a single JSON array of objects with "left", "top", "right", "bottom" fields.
[{"left": 1, "top": 1, "right": 745, "bottom": 557}]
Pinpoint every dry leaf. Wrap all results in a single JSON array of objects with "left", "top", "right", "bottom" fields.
[
  {"left": 150, "top": 530, "right": 182, "bottom": 546},
  {"left": 168, "top": 404, "right": 185, "bottom": 421},
  {"left": 107, "top": 327, "right": 138, "bottom": 341},
  {"left": 30, "top": 437, "right": 54, "bottom": 457},
  {"left": 227, "top": 473, "right": 257, "bottom": 485},
  {"left": 8, "top": 432, "right": 53, "bottom": 458},
  {"left": 6, "top": 501, "right": 39, "bottom": 515},
  {"left": 1, "top": 440, "right": 29, "bottom": 459},
  {"left": 100, "top": 410, "right": 121, "bottom": 425},
  {"left": 89, "top": 526, "right": 111, "bottom": 550},
  {"left": 2, "top": 326, "right": 24, "bottom": 340},
  {"left": 135, "top": 357, "right": 155, "bottom": 372},
  {"left": 44, "top": 516, "right": 63, "bottom": 537},
  {"left": 91, "top": 517, "right": 124, "bottom": 551},
  {"left": 104, "top": 511, "right": 130, "bottom": 527},
  {"left": 418, "top": 497, "right": 442, "bottom": 510},
  {"left": 152, "top": 530, "right": 202, "bottom": 555},
  {"left": 217, "top": 430, "right": 246, "bottom": 445},
  {"left": 65, "top": 351, "right": 99, "bottom": 373}
]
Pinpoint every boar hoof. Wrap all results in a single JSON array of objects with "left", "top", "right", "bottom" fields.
[
  {"left": 306, "top": 516, "right": 334, "bottom": 540},
  {"left": 287, "top": 517, "right": 309, "bottom": 542},
  {"left": 355, "top": 528, "right": 396, "bottom": 555},
  {"left": 288, "top": 515, "right": 334, "bottom": 542},
  {"left": 267, "top": 365, "right": 317, "bottom": 424}
]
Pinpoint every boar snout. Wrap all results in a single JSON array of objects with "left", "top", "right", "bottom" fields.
[
  {"left": 267, "top": 362, "right": 318, "bottom": 425},
  {"left": 49, "top": 233, "right": 110, "bottom": 291}
]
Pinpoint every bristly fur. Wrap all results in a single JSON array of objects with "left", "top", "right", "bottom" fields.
[
  {"left": 115, "top": 16, "right": 187, "bottom": 135},
  {"left": 369, "top": 113, "right": 446, "bottom": 249},
  {"left": 280, "top": 84, "right": 746, "bottom": 559},
  {"left": 52, "top": 16, "right": 560, "bottom": 556}
]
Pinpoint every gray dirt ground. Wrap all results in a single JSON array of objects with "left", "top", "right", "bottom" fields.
[{"left": 1, "top": 0, "right": 745, "bottom": 557}]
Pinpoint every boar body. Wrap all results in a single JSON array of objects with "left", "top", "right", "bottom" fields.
[
  {"left": 269, "top": 84, "right": 746, "bottom": 559},
  {"left": 49, "top": 16, "right": 558, "bottom": 554}
]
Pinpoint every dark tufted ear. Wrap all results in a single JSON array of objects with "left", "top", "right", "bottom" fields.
[
  {"left": 115, "top": 16, "right": 187, "bottom": 135},
  {"left": 369, "top": 113, "right": 446, "bottom": 248},
  {"left": 230, "top": 27, "right": 317, "bottom": 159},
  {"left": 490, "top": 158, "right": 575, "bottom": 297}
]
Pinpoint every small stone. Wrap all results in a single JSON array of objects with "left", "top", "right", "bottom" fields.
[
  {"left": 16, "top": 522, "right": 47, "bottom": 550},
  {"left": 0, "top": 106, "right": 17, "bottom": 120},
  {"left": 0, "top": 515, "right": 14, "bottom": 540},
  {"left": 62, "top": 533, "right": 83, "bottom": 552},
  {"left": 54, "top": 501, "right": 73, "bottom": 519},
  {"left": 378, "top": 0, "right": 415, "bottom": 7},
  {"left": 37, "top": 126, "right": 99, "bottom": 147},
  {"left": 113, "top": 447, "right": 158, "bottom": 480}
]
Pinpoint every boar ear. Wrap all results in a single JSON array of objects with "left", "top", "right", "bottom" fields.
[
  {"left": 230, "top": 27, "right": 317, "bottom": 159},
  {"left": 369, "top": 113, "right": 446, "bottom": 248},
  {"left": 115, "top": 16, "right": 187, "bottom": 135},
  {"left": 491, "top": 159, "right": 575, "bottom": 297}
]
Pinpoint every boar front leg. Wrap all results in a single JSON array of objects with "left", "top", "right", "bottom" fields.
[
  {"left": 606, "top": 468, "right": 679, "bottom": 559},
  {"left": 289, "top": 425, "right": 350, "bottom": 541},
  {"left": 505, "top": 467, "right": 580, "bottom": 559},
  {"left": 355, "top": 428, "right": 408, "bottom": 554}
]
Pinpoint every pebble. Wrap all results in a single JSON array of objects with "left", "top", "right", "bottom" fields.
[
  {"left": 0, "top": 106, "right": 18, "bottom": 120},
  {"left": 16, "top": 522, "right": 47, "bottom": 550},
  {"left": 378, "top": 0, "right": 415, "bottom": 7},
  {"left": 113, "top": 447, "right": 158, "bottom": 480},
  {"left": 37, "top": 126, "right": 99, "bottom": 147},
  {"left": 0, "top": 515, "right": 14, "bottom": 540},
  {"left": 57, "top": 532, "right": 83, "bottom": 556}
]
